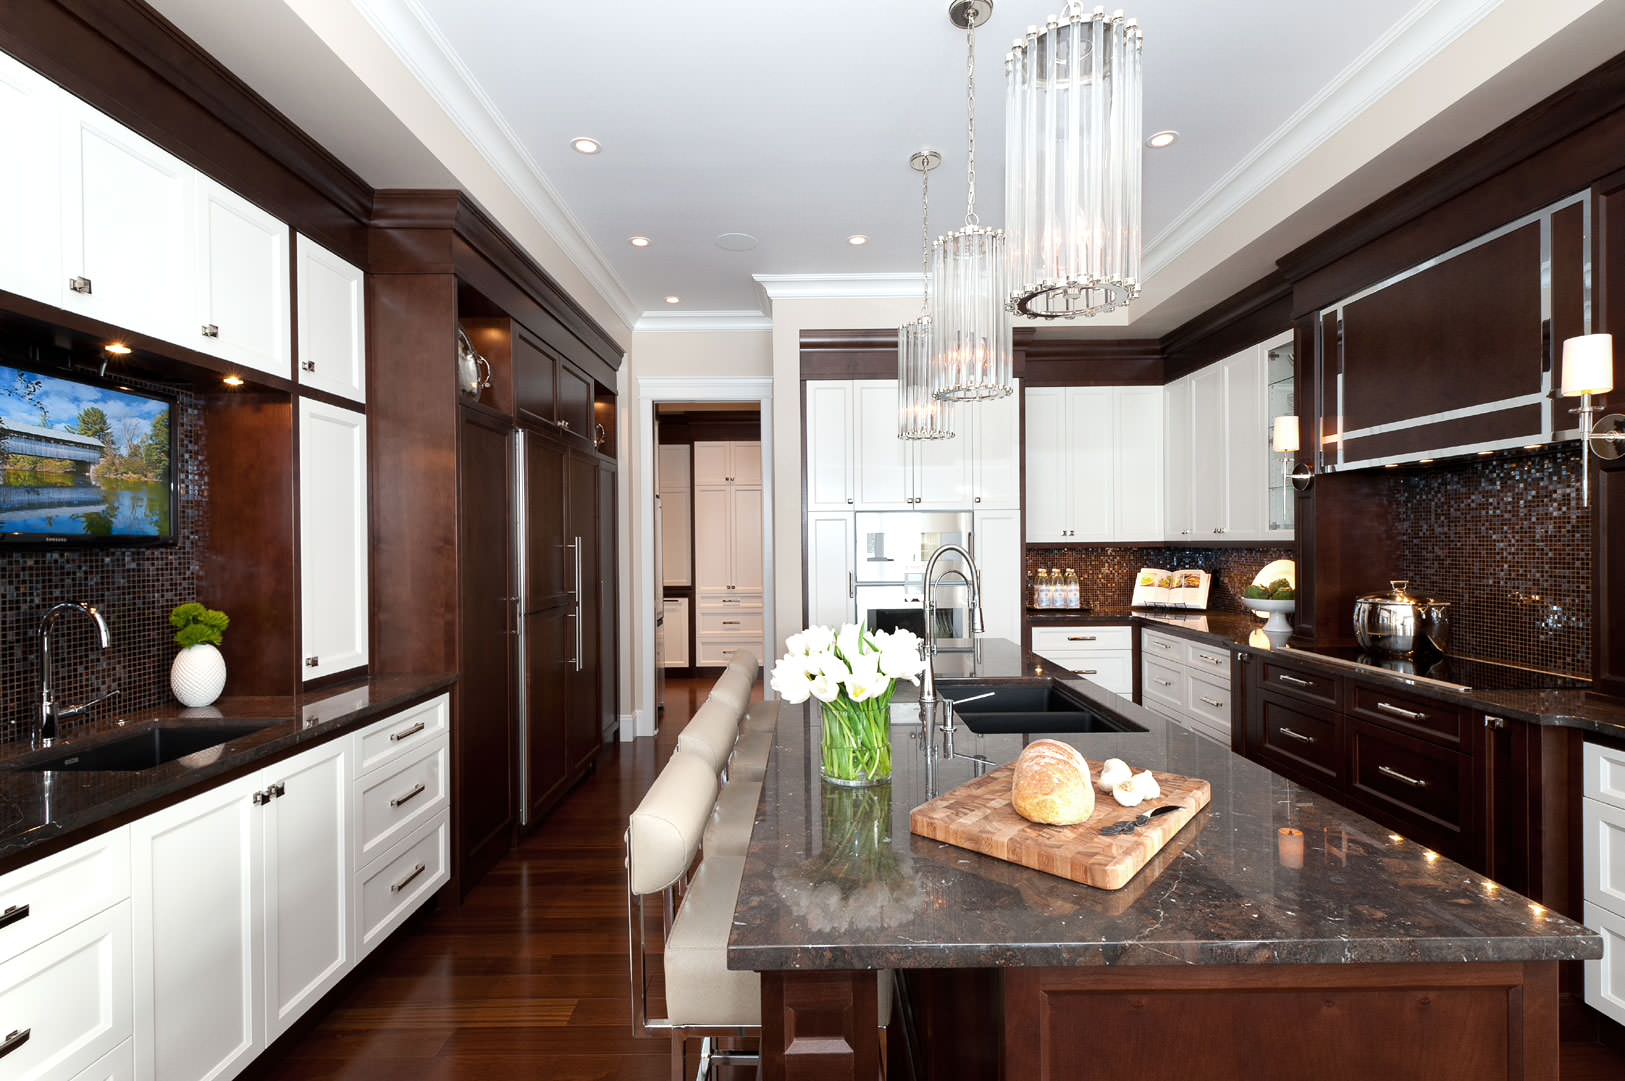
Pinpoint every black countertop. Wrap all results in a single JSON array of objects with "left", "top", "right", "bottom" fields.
[
  {"left": 0, "top": 673, "right": 454, "bottom": 874},
  {"left": 1025, "top": 606, "right": 1625, "bottom": 739},
  {"left": 726, "top": 640, "right": 1600, "bottom": 971}
]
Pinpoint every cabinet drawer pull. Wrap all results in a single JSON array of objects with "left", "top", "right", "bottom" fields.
[
  {"left": 390, "top": 862, "right": 427, "bottom": 893},
  {"left": 1065, "top": 635, "right": 1096, "bottom": 642},
  {"left": 253, "top": 788, "right": 273, "bottom": 805},
  {"left": 1200, "top": 654, "right": 1225, "bottom": 666},
  {"left": 1375, "top": 702, "right": 1425, "bottom": 721},
  {"left": 1485, "top": 715, "right": 1506, "bottom": 729},
  {"left": 202, "top": 323, "right": 220, "bottom": 338},
  {"left": 390, "top": 721, "right": 426, "bottom": 743},
  {"left": 1199, "top": 696, "right": 1224, "bottom": 708},
  {"left": 305, "top": 655, "right": 320, "bottom": 668},
  {"left": 390, "top": 782, "right": 426, "bottom": 808},
  {"left": 1377, "top": 764, "right": 1428, "bottom": 788},
  {"left": 1150, "top": 640, "right": 1170, "bottom": 651},
  {"left": 1278, "top": 726, "right": 1316, "bottom": 744},
  {"left": 1277, "top": 673, "right": 1311, "bottom": 687},
  {"left": 0, "top": 904, "right": 28, "bottom": 931},
  {"left": 0, "top": 1028, "right": 30, "bottom": 1060},
  {"left": 1078, "top": 669, "right": 1098, "bottom": 676},
  {"left": 301, "top": 359, "right": 316, "bottom": 373},
  {"left": 1152, "top": 678, "right": 1174, "bottom": 687},
  {"left": 721, "top": 620, "right": 740, "bottom": 626},
  {"left": 68, "top": 275, "right": 92, "bottom": 294}
]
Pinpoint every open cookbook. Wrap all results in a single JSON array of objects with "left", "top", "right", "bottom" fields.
[{"left": 1130, "top": 567, "right": 1211, "bottom": 610}]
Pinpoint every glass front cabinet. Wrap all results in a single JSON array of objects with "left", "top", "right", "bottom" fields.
[{"left": 1263, "top": 330, "right": 1296, "bottom": 538}]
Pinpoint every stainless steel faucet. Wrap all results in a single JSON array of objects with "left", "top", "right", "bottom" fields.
[
  {"left": 917, "top": 543, "right": 984, "bottom": 712},
  {"left": 37, "top": 602, "right": 117, "bottom": 748}
]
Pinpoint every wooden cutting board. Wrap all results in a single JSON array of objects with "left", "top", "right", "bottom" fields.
[{"left": 910, "top": 763, "right": 1211, "bottom": 891}]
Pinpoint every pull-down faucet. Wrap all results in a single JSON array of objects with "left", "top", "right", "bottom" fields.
[
  {"left": 917, "top": 543, "right": 984, "bottom": 712},
  {"left": 37, "top": 602, "right": 117, "bottom": 748}
]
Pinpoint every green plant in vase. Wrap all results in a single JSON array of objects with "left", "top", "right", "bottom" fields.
[{"left": 770, "top": 623, "right": 925, "bottom": 786}]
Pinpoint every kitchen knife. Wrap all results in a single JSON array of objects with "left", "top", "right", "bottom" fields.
[{"left": 1100, "top": 804, "right": 1181, "bottom": 836}]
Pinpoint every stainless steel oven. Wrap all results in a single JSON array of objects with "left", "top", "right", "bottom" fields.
[{"left": 854, "top": 511, "right": 974, "bottom": 649}]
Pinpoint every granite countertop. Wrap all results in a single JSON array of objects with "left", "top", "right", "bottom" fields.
[
  {"left": 726, "top": 641, "right": 1601, "bottom": 971},
  {"left": 0, "top": 673, "right": 454, "bottom": 874},
  {"left": 1025, "top": 607, "right": 1625, "bottom": 738}
]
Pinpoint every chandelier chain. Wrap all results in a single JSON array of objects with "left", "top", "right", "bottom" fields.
[
  {"left": 964, "top": 13, "right": 978, "bottom": 227},
  {"left": 919, "top": 162, "right": 932, "bottom": 313}
]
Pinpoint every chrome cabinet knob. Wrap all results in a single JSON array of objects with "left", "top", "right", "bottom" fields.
[
  {"left": 202, "top": 324, "right": 220, "bottom": 338},
  {"left": 68, "top": 276, "right": 92, "bottom": 294},
  {"left": 301, "top": 360, "right": 316, "bottom": 373}
]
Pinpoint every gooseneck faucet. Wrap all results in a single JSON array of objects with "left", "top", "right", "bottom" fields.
[
  {"left": 917, "top": 543, "right": 985, "bottom": 713},
  {"left": 38, "top": 602, "right": 117, "bottom": 748}
]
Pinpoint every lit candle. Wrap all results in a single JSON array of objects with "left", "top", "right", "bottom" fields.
[{"left": 1278, "top": 827, "right": 1305, "bottom": 869}]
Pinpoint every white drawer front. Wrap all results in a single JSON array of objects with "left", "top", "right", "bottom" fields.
[
  {"left": 1585, "top": 741, "right": 1625, "bottom": 811},
  {"left": 68, "top": 1037, "right": 132, "bottom": 1081},
  {"left": 697, "top": 610, "right": 764, "bottom": 637},
  {"left": 358, "top": 811, "right": 449, "bottom": 959},
  {"left": 1141, "top": 630, "right": 1181, "bottom": 661},
  {"left": 0, "top": 828, "right": 129, "bottom": 965},
  {"left": 357, "top": 736, "right": 449, "bottom": 869},
  {"left": 1184, "top": 673, "right": 1232, "bottom": 734},
  {"left": 1584, "top": 796, "right": 1625, "bottom": 915},
  {"left": 1182, "top": 641, "right": 1232, "bottom": 682},
  {"left": 1031, "top": 625, "right": 1131, "bottom": 654},
  {"left": 1141, "top": 657, "right": 1185, "bottom": 709},
  {"left": 355, "top": 694, "right": 449, "bottom": 778},
  {"left": 0, "top": 901, "right": 131, "bottom": 1081},
  {"left": 1584, "top": 901, "right": 1625, "bottom": 1027},
  {"left": 697, "top": 640, "right": 759, "bottom": 668},
  {"left": 697, "top": 590, "right": 763, "bottom": 612},
  {"left": 1037, "top": 650, "right": 1132, "bottom": 696}
]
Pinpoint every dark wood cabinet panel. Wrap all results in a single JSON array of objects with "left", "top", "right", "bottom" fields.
[
  {"left": 524, "top": 606, "right": 573, "bottom": 822},
  {"left": 558, "top": 362, "right": 594, "bottom": 441},
  {"left": 597, "top": 460, "right": 618, "bottom": 742},
  {"left": 457, "top": 409, "right": 515, "bottom": 886},
  {"left": 515, "top": 328, "right": 558, "bottom": 430},
  {"left": 525, "top": 432, "right": 570, "bottom": 610},
  {"left": 566, "top": 450, "right": 600, "bottom": 773},
  {"left": 1349, "top": 683, "right": 1468, "bottom": 750},
  {"left": 1258, "top": 659, "right": 1341, "bottom": 708},
  {"left": 1347, "top": 719, "right": 1475, "bottom": 859},
  {"left": 1256, "top": 694, "right": 1342, "bottom": 783}
]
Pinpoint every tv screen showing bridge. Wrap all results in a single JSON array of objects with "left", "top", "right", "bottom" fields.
[{"left": 0, "top": 417, "right": 106, "bottom": 465}]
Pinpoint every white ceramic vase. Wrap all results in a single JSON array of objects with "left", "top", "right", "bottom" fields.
[{"left": 171, "top": 643, "right": 226, "bottom": 708}]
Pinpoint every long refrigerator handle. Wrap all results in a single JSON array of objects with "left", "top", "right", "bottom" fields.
[{"left": 573, "top": 535, "right": 584, "bottom": 672}]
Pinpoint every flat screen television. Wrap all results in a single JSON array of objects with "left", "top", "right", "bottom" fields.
[{"left": 0, "top": 362, "right": 177, "bottom": 544}]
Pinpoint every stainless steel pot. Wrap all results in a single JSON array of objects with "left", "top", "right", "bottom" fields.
[{"left": 1352, "top": 580, "right": 1451, "bottom": 656}]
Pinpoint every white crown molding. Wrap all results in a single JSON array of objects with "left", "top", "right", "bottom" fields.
[
  {"left": 753, "top": 273, "right": 925, "bottom": 302},
  {"left": 633, "top": 310, "right": 773, "bottom": 334},
  {"left": 637, "top": 376, "right": 774, "bottom": 401},
  {"left": 350, "top": 0, "right": 640, "bottom": 330},
  {"left": 1142, "top": 0, "right": 1503, "bottom": 279}
]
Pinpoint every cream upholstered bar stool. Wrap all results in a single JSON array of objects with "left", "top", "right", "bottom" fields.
[{"left": 707, "top": 651, "right": 760, "bottom": 713}]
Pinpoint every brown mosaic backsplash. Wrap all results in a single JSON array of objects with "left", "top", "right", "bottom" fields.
[
  {"left": 1388, "top": 444, "right": 1590, "bottom": 676},
  {"left": 0, "top": 376, "right": 207, "bottom": 747},
  {"left": 1023, "top": 545, "right": 1296, "bottom": 613}
]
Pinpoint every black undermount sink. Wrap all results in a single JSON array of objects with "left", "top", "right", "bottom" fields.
[
  {"left": 10, "top": 724, "right": 275, "bottom": 772},
  {"left": 937, "top": 680, "right": 1148, "bottom": 736}
]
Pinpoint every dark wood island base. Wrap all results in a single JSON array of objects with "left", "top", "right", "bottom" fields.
[{"left": 764, "top": 962, "right": 1558, "bottom": 1081}]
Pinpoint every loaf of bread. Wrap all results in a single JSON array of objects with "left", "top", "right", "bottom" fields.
[{"left": 1011, "top": 739, "right": 1096, "bottom": 825}]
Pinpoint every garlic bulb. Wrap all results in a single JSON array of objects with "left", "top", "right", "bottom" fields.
[
  {"left": 1097, "top": 758, "right": 1132, "bottom": 792},
  {"left": 1112, "top": 779, "right": 1145, "bottom": 807},
  {"left": 1129, "top": 770, "right": 1161, "bottom": 801}
]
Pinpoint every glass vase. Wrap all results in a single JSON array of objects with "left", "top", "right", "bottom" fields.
[{"left": 820, "top": 694, "right": 894, "bottom": 787}]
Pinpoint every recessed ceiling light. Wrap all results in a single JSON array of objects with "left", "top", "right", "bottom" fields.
[
  {"left": 847, "top": 234, "right": 870, "bottom": 246},
  {"left": 716, "top": 232, "right": 758, "bottom": 252},
  {"left": 222, "top": 374, "right": 245, "bottom": 387},
  {"left": 664, "top": 295, "right": 680, "bottom": 304},
  {"left": 1145, "top": 130, "right": 1179, "bottom": 149},
  {"left": 571, "top": 136, "right": 601, "bottom": 155},
  {"left": 628, "top": 235, "right": 651, "bottom": 248},
  {"left": 104, "top": 342, "right": 131, "bottom": 355}
]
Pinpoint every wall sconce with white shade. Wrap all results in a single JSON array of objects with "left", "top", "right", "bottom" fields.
[
  {"left": 1560, "top": 333, "right": 1624, "bottom": 505},
  {"left": 1273, "top": 415, "right": 1313, "bottom": 490}
]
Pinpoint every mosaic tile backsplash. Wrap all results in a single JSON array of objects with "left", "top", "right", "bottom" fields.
[
  {"left": 1388, "top": 444, "right": 1590, "bottom": 676},
  {"left": 0, "top": 377, "right": 206, "bottom": 747},
  {"left": 1023, "top": 545, "right": 1296, "bottom": 614}
]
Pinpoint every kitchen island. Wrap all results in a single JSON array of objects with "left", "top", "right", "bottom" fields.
[{"left": 727, "top": 639, "right": 1601, "bottom": 1080}]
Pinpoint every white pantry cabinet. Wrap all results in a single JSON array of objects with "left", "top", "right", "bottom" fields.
[
  {"left": 192, "top": 176, "right": 291, "bottom": 379},
  {"left": 58, "top": 95, "right": 192, "bottom": 344},
  {"left": 973, "top": 508, "right": 1022, "bottom": 644},
  {"left": 693, "top": 440, "right": 760, "bottom": 487},
  {"left": 657, "top": 444, "right": 692, "bottom": 587},
  {"left": 968, "top": 383, "right": 1022, "bottom": 509},
  {"left": 1165, "top": 341, "right": 1281, "bottom": 542},
  {"left": 1025, "top": 386, "right": 1161, "bottom": 543},
  {"left": 295, "top": 234, "right": 367, "bottom": 403},
  {"left": 804, "top": 381, "right": 855, "bottom": 511},
  {"left": 0, "top": 49, "right": 61, "bottom": 306},
  {"left": 1163, "top": 377, "right": 1194, "bottom": 540},
  {"left": 299, "top": 398, "right": 369, "bottom": 682},
  {"left": 661, "top": 596, "right": 690, "bottom": 668},
  {"left": 806, "top": 511, "right": 856, "bottom": 629}
]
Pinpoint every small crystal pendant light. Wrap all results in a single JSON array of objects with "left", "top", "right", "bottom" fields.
[
  {"left": 899, "top": 149, "right": 954, "bottom": 441},
  {"left": 930, "top": 0, "right": 1015, "bottom": 403},
  {"left": 1006, "top": 3, "right": 1145, "bottom": 318}
]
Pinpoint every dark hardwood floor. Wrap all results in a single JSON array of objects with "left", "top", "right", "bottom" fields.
[{"left": 246, "top": 674, "right": 1625, "bottom": 1080}]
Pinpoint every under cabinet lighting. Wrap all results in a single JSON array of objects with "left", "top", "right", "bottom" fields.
[
  {"left": 104, "top": 342, "right": 131, "bottom": 355},
  {"left": 222, "top": 374, "right": 245, "bottom": 387}
]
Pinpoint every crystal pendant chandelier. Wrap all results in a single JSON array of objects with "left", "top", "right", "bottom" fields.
[
  {"left": 930, "top": 0, "right": 1014, "bottom": 402},
  {"left": 899, "top": 150, "right": 954, "bottom": 440},
  {"left": 1006, "top": 3, "right": 1144, "bottom": 318}
]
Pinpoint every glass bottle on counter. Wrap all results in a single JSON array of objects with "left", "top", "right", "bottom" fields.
[
  {"left": 1064, "top": 568, "right": 1080, "bottom": 609},
  {"left": 1031, "top": 568, "right": 1047, "bottom": 609}
]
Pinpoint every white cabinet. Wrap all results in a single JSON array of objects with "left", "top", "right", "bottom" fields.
[
  {"left": 853, "top": 381, "right": 912, "bottom": 508},
  {"left": 1586, "top": 740, "right": 1625, "bottom": 1026},
  {"left": 299, "top": 398, "right": 369, "bottom": 681},
  {"left": 1025, "top": 386, "right": 1160, "bottom": 543},
  {"left": 1189, "top": 364, "right": 1226, "bottom": 538},
  {"left": 661, "top": 596, "right": 690, "bottom": 668},
  {"left": 1164, "top": 377, "right": 1194, "bottom": 540},
  {"left": 696, "top": 466, "right": 763, "bottom": 663},
  {"left": 729, "top": 486, "right": 765, "bottom": 593},
  {"left": 1029, "top": 624, "right": 1133, "bottom": 697},
  {"left": 295, "top": 234, "right": 366, "bottom": 402},
  {"left": 0, "top": 903, "right": 132, "bottom": 1081},
  {"left": 262, "top": 739, "right": 352, "bottom": 1040},
  {"left": 192, "top": 176, "right": 290, "bottom": 379},
  {"left": 59, "top": 96, "right": 192, "bottom": 344},
  {"left": 70, "top": 1039, "right": 134, "bottom": 1081},
  {"left": 805, "top": 381, "right": 855, "bottom": 510},
  {"left": 657, "top": 444, "right": 692, "bottom": 587},
  {"left": 0, "top": 49, "right": 61, "bottom": 306},
  {"left": 806, "top": 512, "right": 855, "bottom": 629},
  {"left": 1140, "top": 628, "right": 1232, "bottom": 744},
  {"left": 969, "top": 382, "right": 1022, "bottom": 509},
  {"left": 1222, "top": 348, "right": 1267, "bottom": 539},
  {"left": 693, "top": 485, "right": 733, "bottom": 595},
  {"left": 1166, "top": 341, "right": 1283, "bottom": 542},
  {"left": 693, "top": 440, "right": 760, "bottom": 487},
  {"left": 130, "top": 771, "right": 263, "bottom": 1081},
  {"left": 973, "top": 508, "right": 1021, "bottom": 645}
]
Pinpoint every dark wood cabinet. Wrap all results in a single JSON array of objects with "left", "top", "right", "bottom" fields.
[
  {"left": 558, "top": 362, "right": 593, "bottom": 440},
  {"left": 597, "top": 460, "right": 618, "bottom": 743},
  {"left": 1254, "top": 692, "right": 1343, "bottom": 784},
  {"left": 525, "top": 433, "right": 570, "bottom": 609},
  {"left": 1347, "top": 718, "right": 1476, "bottom": 856},
  {"left": 565, "top": 449, "right": 600, "bottom": 774},
  {"left": 456, "top": 408, "right": 516, "bottom": 887},
  {"left": 524, "top": 606, "right": 573, "bottom": 820},
  {"left": 516, "top": 326, "right": 594, "bottom": 442}
]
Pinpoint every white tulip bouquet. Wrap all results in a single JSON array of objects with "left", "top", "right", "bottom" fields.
[{"left": 770, "top": 623, "right": 926, "bottom": 785}]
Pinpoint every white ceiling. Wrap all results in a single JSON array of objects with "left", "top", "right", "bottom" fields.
[{"left": 404, "top": 0, "right": 1422, "bottom": 322}]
